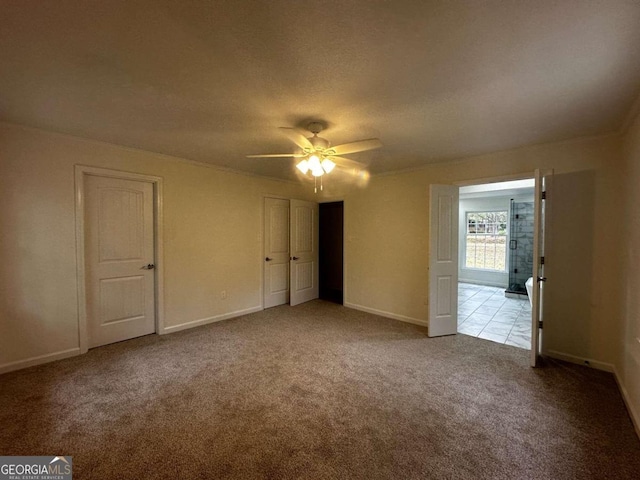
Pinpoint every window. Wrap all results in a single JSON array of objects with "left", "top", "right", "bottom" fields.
[{"left": 465, "top": 211, "right": 507, "bottom": 271}]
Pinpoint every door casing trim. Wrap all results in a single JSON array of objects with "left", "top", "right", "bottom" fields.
[{"left": 74, "top": 165, "right": 165, "bottom": 353}]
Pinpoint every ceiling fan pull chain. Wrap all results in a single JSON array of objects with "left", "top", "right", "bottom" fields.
[
  {"left": 314, "top": 176, "right": 318, "bottom": 193},
  {"left": 320, "top": 175, "right": 323, "bottom": 191}
]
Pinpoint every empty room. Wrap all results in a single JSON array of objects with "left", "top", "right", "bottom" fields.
[{"left": 1, "top": 1, "right": 640, "bottom": 478}]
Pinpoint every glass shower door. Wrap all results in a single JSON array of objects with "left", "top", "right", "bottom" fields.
[{"left": 507, "top": 199, "right": 534, "bottom": 294}]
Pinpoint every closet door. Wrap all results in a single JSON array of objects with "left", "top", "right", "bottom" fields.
[
  {"left": 290, "top": 199, "right": 319, "bottom": 306},
  {"left": 263, "top": 197, "right": 290, "bottom": 308}
]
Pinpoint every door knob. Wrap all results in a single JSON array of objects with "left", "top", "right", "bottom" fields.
[
  {"left": 292, "top": 256, "right": 299, "bottom": 260},
  {"left": 145, "top": 264, "right": 155, "bottom": 270},
  {"left": 265, "top": 257, "right": 273, "bottom": 262}
]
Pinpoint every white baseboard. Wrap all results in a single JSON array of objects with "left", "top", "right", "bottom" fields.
[
  {"left": 0, "top": 347, "right": 81, "bottom": 375},
  {"left": 537, "top": 350, "right": 640, "bottom": 439},
  {"left": 0, "top": 307, "right": 263, "bottom": 374},
  {"left": 612, "top": 367, "right": 640, "bottom": 439},
  {"left": 545, "top": 350, "right": 615, "bottom": 372},
  {"left": 344, "top": 302, "right": 428, "bottom": 328},
  {"left": 161, "top": 306, "right": 263, "bottom": 334}
]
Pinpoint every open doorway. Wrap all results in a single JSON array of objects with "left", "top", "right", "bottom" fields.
[
  {"left": 456, "top": 179, "right": 534, "bottom": 349},
  {"left": 319, "top": 201, "right": 344, "bottom": 304}
]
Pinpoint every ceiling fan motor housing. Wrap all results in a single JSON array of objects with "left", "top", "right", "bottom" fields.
[
  {"left": 309, "top": 135, "right": 329, "bottom": 150},
  {"left": 307, "top": 122, "right": 329, "bottom": 150},
  {"left": 307, "top": 122, "right": 324, "bottom": 135}
]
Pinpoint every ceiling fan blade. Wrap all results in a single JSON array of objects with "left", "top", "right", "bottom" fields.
[
  {"left": 279, "top": 127, "right": 313, "bottom": 150},
  {"left": 246, "top": 153, "right": 304, "bottom": 158},
  {"left": 328, "top": 155, "right": 367, "bottom": 170},
  {"left": 328, "top": 138, "right": 382, "bottom": 156}
]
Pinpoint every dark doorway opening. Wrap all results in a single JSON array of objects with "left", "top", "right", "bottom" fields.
[{"left": 319, "top": 201, "right": 344, "bottom": 304}]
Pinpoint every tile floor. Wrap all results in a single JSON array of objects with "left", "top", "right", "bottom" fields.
[{"left": 458, "top": 282, "right": 531, "bottom": 349}]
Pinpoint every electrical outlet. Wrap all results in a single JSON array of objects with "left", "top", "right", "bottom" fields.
[{"left": 221, "top": 290, "right": 227, "bottom": 300}]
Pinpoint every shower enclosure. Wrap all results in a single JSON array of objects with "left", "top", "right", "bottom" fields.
[{"left": 507, "top": 200, "right": 534, "bottom": 295}]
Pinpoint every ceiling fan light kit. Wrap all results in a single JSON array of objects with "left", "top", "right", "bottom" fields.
[
  {"left": 248, "top": 122, "right": 382, "bottom": 193},
  {"left": 296, "top": 159, "right": 310, "bottom": 174},
  {"left": 321, "top": 158, "right": 335, "bottom": 173}
]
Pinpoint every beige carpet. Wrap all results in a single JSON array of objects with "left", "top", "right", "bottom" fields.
[{"left": 1, "top": 300, "right": 639, "bottom": 479}]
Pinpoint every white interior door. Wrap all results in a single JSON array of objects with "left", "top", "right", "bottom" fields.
[
  {"left": 264, "top": 197, "right": 290, "bottom": 308},
  {"left": 290, "top": 199, "right": 319, "bottom": 306},
  {"left": 531, "top": 169, "right": 551, "bottom": 366},
  {"left": 428, "top": 184, "right": 459, "bottom": 337},
  {"left": 85, "top": 175, "right": 156, "bottom": 348}
]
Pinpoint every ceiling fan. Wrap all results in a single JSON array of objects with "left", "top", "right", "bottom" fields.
[{"left": 247, "top": 122, "right": 382, "bottom": 192}]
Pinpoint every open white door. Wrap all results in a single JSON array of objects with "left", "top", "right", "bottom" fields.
[
  {"left": 428, "top": 185, "right": 459, "bottom": 337},
  {"left": 264, "top": 197, "right": 290, "bottom": 308},
  {"left": 531, "top": 169, "right": 551, "bottom": 366},
  {"left": 290, "top": 199, "right": 319, "bottom": 306}
]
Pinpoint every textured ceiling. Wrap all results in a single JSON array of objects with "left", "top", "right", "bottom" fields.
[{"left": 1, "top": 0, "right": 639, "bottom": 182}]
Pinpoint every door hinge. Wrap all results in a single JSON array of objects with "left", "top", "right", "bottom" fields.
[
  {"left": 540, "top": 256, "right": 545, "bottom": 265},
  {"left": 538, "top": 320, "right": 543, "bottom": 329},
  {"left": 541, "top": 191, "right": 546, "bottom": 200}
]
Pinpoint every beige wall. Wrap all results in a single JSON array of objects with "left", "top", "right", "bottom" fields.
[
  {"left": 0, "top": 123, "right": 312, "bottom": 371},
  {"left": 337, "top": 134, "right": 624, "bottom": 367},
  {"left": 1, "top": 120, "right": 636, "bottom": 426},
  {"left": 620, "top": 111, "right": 640, "bottom": 427}
]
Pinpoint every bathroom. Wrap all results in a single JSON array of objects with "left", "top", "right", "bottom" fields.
[{"left": 456, "top": 179, "right": 535, "bottom": 349}]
